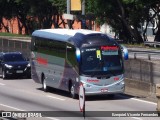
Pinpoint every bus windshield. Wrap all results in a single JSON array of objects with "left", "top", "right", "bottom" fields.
[{"left": 81, "top": 46, "right": 123, "bottom": 76}]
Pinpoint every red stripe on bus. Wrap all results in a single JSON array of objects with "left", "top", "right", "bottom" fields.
[{"left": 37, "top": 57, "right": 48, "bottom": 65}]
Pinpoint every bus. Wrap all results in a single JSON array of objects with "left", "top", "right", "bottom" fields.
[{"left": 31, "top": 29, "right": 128, "bottom": 99}]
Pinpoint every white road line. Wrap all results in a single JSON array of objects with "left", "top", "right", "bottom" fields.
[
  {"left": 47, "top": 95, "right": 65, "bottom": 101},
  {"left": 131, "top": 98, "right": 157, "bottom": 105},
  {"left": 0, "top": 83, "right": 5, "bottom": 86},
  {"left": 0, "top": 103, "right": 25, "bottom": 111},
  {"left": 46, "top": 117, "right": 60, "bottom": 120}
]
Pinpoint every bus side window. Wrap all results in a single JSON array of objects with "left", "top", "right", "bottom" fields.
[{"left": 66, "top": 44, "right": 78, "bottom": 70}]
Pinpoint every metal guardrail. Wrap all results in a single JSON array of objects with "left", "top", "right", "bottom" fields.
[
  {"left": 128, "top": 49, "right": 160, "bottom": 60},
  {"left": 0, "top": 38, "right": 31, "bottom": 59},
  {"left": 144, "top": 41, "right": 160, "bottom": 48}
]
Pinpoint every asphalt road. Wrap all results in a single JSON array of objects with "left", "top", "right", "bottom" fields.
[{"left": 0, "top": 77, "right": 159, "bottom": 120}]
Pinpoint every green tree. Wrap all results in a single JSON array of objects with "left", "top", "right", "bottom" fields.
[
  {"left": 14, "top": 0, "right": 31, "bottom": 34},
  {"left": 49, "top": 0, "right": 66, "bottom": 28},
  {"left": 0, "top": 0, "right": 16, "bottom": 33},
  {"left": 86, "top": 0, "right": 160, "bottom": 44}
]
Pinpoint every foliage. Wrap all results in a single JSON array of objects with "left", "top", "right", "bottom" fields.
[
  {"left": 85, "top": 0, "right": 160, "bottom": 43},
  {"left": 0, "top": 0, "right": 160, "bottom": 43}
]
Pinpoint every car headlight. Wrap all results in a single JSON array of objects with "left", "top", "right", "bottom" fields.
[
  {"left": 5, "top": 64, "right": 13, "bottom": 69},
  {"left": 27, "top": 63, "right": 31, "bottom": 67}
]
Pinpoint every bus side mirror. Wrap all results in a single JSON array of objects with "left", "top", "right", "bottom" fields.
[{"left": 120, "top": 45, "right": 128, "bottom": 60}]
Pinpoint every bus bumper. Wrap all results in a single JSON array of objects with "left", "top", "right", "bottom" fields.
[{"left": 83, "top": 81, "right": 125, "bottom": 96}]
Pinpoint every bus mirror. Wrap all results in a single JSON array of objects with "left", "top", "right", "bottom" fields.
[
  {"left": 121, "top": 45, "right": 128, "bottom": 60},
  {"left": 76, "top": 48, "right": 81, "bottom": 62}
]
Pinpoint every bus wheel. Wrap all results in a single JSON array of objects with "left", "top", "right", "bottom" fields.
[
  {"left": 70, "top": 84, "right": 77, "bottom": 99},
  {"left": 42, "top": 76, "right": 49, "bottom": 92}
]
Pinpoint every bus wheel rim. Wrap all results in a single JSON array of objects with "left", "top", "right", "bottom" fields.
[
  {"left": 71, "top": 86, "right": 74, "bottom": 95},
  {"left": 43, "top": 80, "right": 46, "bottom": 90}
]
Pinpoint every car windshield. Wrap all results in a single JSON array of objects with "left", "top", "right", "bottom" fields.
[
  {"left": 3, "top": 54, "right": 25, "bottom": 62},
  {"left": 81, "top": 46, "right": 123, "bottom": 76}
]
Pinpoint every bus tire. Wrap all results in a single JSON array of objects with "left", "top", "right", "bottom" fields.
[{"left": 42, "top": 75, "right": 49, "bottom": 92}]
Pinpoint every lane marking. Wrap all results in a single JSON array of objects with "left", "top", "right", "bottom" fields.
[
  {"left": 46, "top": 117, "right": 60, "bottom": 120},
  {"left": 0, "top": 103, "right": 25, "bottom": 111},
  {"left": 0, "top": 83, "right": 5, "bottom": 86},
  {"left": 47, "top": 95, "right": 65, "bottom": 101},
  {"left": 131, "top": 98, "right": 156, "bottom": 105},
  {"left": 118, "top": 94, "right": 156, "bottom": 105}
]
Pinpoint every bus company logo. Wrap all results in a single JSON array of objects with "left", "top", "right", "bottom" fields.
[
  {"left": 87, "top": 79, "right": 99, "bottom": 82},
  {"left": 114, "top": 77, "right": 119, "bottom": 81},
  {"left": 36, "top": 57, "right": 48, "bottom": 65}
]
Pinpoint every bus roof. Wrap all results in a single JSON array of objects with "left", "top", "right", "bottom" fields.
[{"left": 32, "top": 29, "right": 101, "bottom": 42}]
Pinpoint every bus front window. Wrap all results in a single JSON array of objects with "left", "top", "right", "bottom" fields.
[{"left": 81, "top": 46, "right": 123, "bottom": 76}]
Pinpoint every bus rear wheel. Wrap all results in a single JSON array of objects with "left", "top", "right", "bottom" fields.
[{"left": 42, "top": 76, "right": 49, "bottom": 92}]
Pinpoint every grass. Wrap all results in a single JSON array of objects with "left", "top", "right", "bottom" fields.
[{"left": 0, "top": 32, "right": 30, "bottom": 37}]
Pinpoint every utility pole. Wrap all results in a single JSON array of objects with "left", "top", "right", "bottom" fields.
[
  {"left": 66, "top": 0, "right": 86, "bottom": 29},
  {"left": 67, "top": 0, "right": 71, "bottom": 29},
  {"left": 81, "top": 0, "right": 86, "bottom": 29}
]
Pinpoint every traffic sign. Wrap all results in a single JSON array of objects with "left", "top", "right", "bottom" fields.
[{"left": 79, "top": 83, "right": 85, "bottom": 112}]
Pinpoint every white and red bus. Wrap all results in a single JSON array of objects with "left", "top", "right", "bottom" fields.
[{"left": 31, "top": 29, "right": 128, "bottom": 99}]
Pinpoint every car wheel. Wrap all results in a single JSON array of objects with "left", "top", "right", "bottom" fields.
[
  {"left": 70, "top": 83, "right": 78, "bottom": 99},
  {"left": 42, "top": 76, "right": 49, "bottom": 92},
  {"left": 2, "top": 70, "right": 7, "bottom": 79}
]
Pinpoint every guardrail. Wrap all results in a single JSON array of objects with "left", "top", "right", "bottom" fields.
[
  {"left": 128, "top": 49, "right": 160, "bottom": 60},
  {"left": 144, "top": 41, "right": 160, "bottom": 48},
  {"left": 0, "top": 37, "right": 31, "bottom": 59}
]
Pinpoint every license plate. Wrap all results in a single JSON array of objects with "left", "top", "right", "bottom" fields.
[
  {"left": 16, "top": 70, "right": 23, "bottom": 73},
  {"left": 101, "top": 88, "right": 108, "bottom": 92}
]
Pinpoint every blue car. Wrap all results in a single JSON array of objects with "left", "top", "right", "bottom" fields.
[{"left": 0, "top": 52, "right": 31, "bottom": 79}]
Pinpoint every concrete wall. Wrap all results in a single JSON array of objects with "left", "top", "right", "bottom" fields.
[{"left": 124, "top": 59, "right": 160, "bottom": 97}]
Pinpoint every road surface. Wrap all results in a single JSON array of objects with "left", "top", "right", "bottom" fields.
[{"left": 0, "top": 77, "right": 159, "bottom": 120}]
